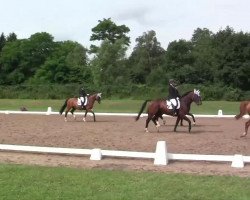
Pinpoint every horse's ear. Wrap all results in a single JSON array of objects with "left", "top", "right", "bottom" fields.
[{"left": 194, "top": 89, "right": 200, "bottom": 96}]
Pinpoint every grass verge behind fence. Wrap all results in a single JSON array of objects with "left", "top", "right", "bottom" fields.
[{"left": 0, "top": 99, "right": 240, "bottom": 115}]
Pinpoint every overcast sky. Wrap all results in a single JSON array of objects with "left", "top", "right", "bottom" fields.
[{"left": 1, "top": 0, "right": 250, "bottom": 51}]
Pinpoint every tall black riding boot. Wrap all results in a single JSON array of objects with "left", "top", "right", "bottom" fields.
[
  {"left": 171, "top": 103, "right": 176, "bottom": 115},
  {"left": 81, "top": 102, "right": 85, "bottom": 109}
]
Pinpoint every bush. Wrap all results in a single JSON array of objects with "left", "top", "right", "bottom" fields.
[{"left": 0, "top": 84, "right": 246, "bottom": 101}]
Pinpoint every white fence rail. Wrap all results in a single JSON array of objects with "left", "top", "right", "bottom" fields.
[
  {"left": 0, "top": 107, "right": 249, "bottom": 118},
  {"left": 0, "top": 142, "right": 249, "bottom": 168}
]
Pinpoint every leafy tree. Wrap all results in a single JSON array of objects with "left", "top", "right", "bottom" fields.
[
  {"left": 0, "top": 33, "right": 6, "bottom": 52},
  {"left": 19, "top": 32, "right": 55, "bottom": 78},
  {"left": 90, "top": 18, "right": 130, "bottom": 53},
  {"left": 90, "top": 38, "right": 130, "bottom": 88},
  {"left": 0, "top": 40, "right": 23, "bottom": 84},
  {"left": 164, "top": 39, "right": 194, "bottom": 83},
  {"left": 128, "top": 30, "right": 165, "bottom": 85},
  {"left": 212, "top": 27, "right": 250, "bottom": 90},
  {"left": 6, "top": 32, "right": 17, "bottom": 42},
  {"left": 31, "top": 41, "right": 90, "bottom": 84},
  {"left": 191, "top": 28, "right": 215, "bottom": 84}
]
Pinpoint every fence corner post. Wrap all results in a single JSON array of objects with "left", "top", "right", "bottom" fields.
[{"left": 154, "top": 141, "right": 168, "bottom": 165}]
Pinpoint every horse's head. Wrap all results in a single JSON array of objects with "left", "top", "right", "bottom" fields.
[
  {"left": 95, "top": 93, "right": 102, "bottom": 104},
  {"left": 193, "top": 89, "right": 202, "bottom": 105}
]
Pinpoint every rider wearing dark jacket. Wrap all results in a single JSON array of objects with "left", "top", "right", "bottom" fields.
[
  {"left": 168, "top": 79, "right": 180, "bottom": 114},
  {"left": 168, "top": 79, "right": 180, "bottom": 99},
  {"left": 79, "top": 87, "right": 87, "bottom": 108}
]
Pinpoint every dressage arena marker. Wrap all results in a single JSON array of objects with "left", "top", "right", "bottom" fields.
[
  {"left": 218, "top": 109, "right": 223, "bottom": 116},
  {"left": 0, "top": 141, "right": 249, "bottom": 168}
]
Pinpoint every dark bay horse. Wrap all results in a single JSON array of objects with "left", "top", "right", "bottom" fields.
[
  {"left": 235, "top": 100, "right": 250, "bottom": 137},
  {"left": 135, "top": 89, "right": 202, "bottom": 133},
  {"left": 59, "top": 93, "right": 102, "bottom": 122}
]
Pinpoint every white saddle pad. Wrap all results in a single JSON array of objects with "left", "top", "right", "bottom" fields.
[
  {"left": 77, "top": 97, "right": 88, "bottom": 106},
  {"left": 166, "top": 98, "right": 180, "bottom": 109},
  {"left": 77, "top": 98, "right": 82, "bottom": 106}
]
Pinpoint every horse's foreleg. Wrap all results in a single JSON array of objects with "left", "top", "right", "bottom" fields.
[
  {"left": 83, "top": 110, "right": 88, "bottom": 122},
  {"left": 190, "top": 113, "right": 196, "bottom": 125},
  {"left": 174, "top": 117, "right": 181, "bottom": 132},
  {"left": 182, "top": 115, "right": 191, "bottom": 132},
  {"left": 89, "top": 110, "right": 96, "bottom": 122}
]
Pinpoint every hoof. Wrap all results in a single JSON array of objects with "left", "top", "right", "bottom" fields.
[
  {"left": 193, "top": 122, "right": 196, "bottom": 126},
  {"left": 240, "top": 132, "right": 247, "bottom": 137}
]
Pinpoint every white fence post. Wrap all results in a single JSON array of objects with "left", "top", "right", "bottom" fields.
[
  {"left": 231, "top": 154, "right": 244, "bottom": 168},
  {"left": 218, "top": 109, "right": 223, "bottom": 116},
  {"left": 46, "top": 107, "right": 52, "bottom": 115},
  {"left": 90, "top": 148, "right": 102, "bottom": 160},
  {"left": 154, "top": 141, "right": 168, "bottom": 165}
]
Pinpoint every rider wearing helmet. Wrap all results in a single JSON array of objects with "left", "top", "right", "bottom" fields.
[
  {"left": 168, "top": 79, "right": 180, "bottom": 115},
  {"left": 79, "top": 87, "right": 87, "bottom": 109}
]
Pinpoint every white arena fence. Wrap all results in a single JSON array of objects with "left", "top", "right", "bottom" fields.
[
  {"left": 0, "top": 108, "right": 249, "bottom": 168},
  {"left": 0, "top": 142, "right": 249, "bottom": 168},
  {"left": 0, "top": 107, "right": 249, "bottom": 118}
]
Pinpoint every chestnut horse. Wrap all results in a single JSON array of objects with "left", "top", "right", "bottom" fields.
[
  {"left": 59, "top": 93, "right": 102, "bottom": 122},
  {"left": 135, "top": 89, "right": 202, "bottom": 133},
  {"left": 235, "top": 100, "right": 250, "bottom": 137}
]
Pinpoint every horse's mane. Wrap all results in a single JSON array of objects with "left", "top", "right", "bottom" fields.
[{"left": 181, "top": 91, "right": 192, "bottom": 98}]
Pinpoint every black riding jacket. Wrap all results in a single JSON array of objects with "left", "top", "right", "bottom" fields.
[
  {"left": 168, "top": 83, "right": 180, "bottom": 99},
  {"left": 79, "top": 88, "right": 87, "bottom": 97}
]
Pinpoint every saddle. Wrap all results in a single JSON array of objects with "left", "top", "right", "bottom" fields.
[
  {"left": 77, "top": 97, "right": 88, "bottom": 106},
  {"left": 166, "top": 98, "right": 180, "bottom": 109}
]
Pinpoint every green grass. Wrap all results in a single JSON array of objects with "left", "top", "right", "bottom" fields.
[
  {"left": 0, "top": 99, "right": 240, "bottom": 114},
  {"left": 0, "top": 164, "right": 249, "bottom": 200}
]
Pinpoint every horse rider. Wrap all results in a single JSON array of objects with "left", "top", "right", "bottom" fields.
[
  {"left": 168, "top": 79, "right": 181, "bottom": 115},
  {"left": 79, "top": 87, "right": 88, "bottom": 109}
]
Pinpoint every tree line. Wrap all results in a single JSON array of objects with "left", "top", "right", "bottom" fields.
[{"left": 0, "top": 18, "right": 249, "bottom": 100}]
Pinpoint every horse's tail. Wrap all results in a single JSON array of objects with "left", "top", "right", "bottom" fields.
[
  {"left": 235, "top": 101, "right": 248, "bottom": 120},
  {"left": 59, "top": 99, "right": 69, "bottom": 115},
  {"left": 135, "top": 100, "right": 151, "bottom": 121}
]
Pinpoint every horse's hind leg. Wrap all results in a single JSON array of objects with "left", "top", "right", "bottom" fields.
[
  {"left": 70, "top": 108, "right": 76, "bottom": 120},
  {"left": 64, "top": 107, "right": 71, "bottom": 122},
  {"left": 241, "top": 119, "right": 250, "bottom": 137},
  {"left": 152, "top": 115, "right": 160, "bottom": 132},
  {"left": 145, "top": 115, "right": 153, "bottom": 133}
]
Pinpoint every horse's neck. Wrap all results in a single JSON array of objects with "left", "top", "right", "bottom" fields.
[
  {"left": 181, "top": 93, "right": 193, "bottom": 108},
  {"left": 88, "top": 95, "right": 96, "bottom": 107}
]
